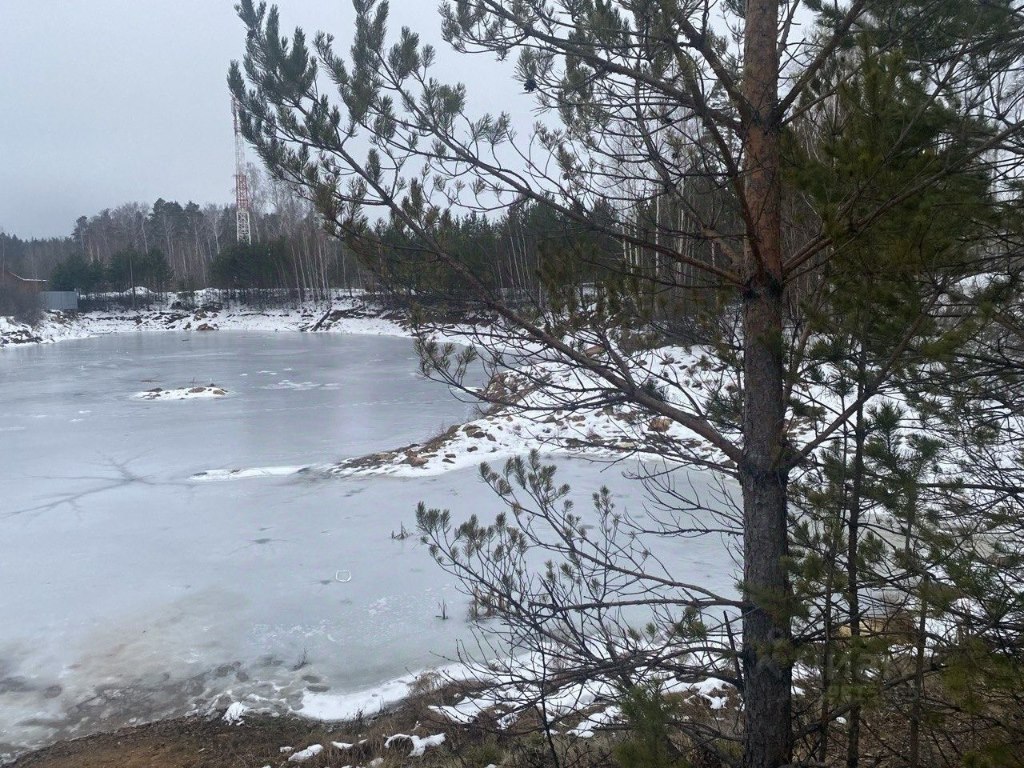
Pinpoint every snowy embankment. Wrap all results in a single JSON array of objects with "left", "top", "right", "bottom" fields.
[
  {"left": 252, "top": 647, "right": 734, "bottom": 751},
  {"left": 0, "top": 289, "right": 410, "bottom": 348},
  {"left": 193, "top": 345, "right": 732, "bottom": 483},
  {"left": 228, "top": 651, "right": 733, "bottom": 750},
  {"left": 326, "top": 349, "right": 730, "bottom": 478}
]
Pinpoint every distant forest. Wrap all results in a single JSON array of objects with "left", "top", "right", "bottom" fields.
[
  {"left": 1, "top": 168, "right": 364, "bottom": 302},
  {"left": 0, "top": 166, "right": 644, "bottom": 306}
]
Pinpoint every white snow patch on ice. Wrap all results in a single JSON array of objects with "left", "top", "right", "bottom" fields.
[
  {"left": 135, "top": 385, "right": 228, "bottom": 401},
  {"left": 190, "top": 465, "right": 312, "bottom": 481},
  {"left": 263, "top": 379, "right": 341, "bottom": 391}
]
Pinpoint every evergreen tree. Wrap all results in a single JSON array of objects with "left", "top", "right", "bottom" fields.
[
  {"left": 231, "top": 1, "right": 1024, "bottom": 765},
  {"left": 50, "top": 253, "right": 103, "bottom": 293}
]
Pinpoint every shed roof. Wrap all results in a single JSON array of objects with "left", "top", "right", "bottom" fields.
[{"left": 0, "top": 266, "right": 46, "bottom": 283}]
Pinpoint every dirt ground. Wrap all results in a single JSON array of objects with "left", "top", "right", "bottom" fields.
[
  {"left": 7, "top": 681, "right": 503, "bottom": 768},
  {"left": 9, "top": 714, "right": 359, "bottom": 768}
]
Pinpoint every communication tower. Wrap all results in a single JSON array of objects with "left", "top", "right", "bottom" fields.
[{"left": 232, "top": 98, "right": 253, "bottom": 245}]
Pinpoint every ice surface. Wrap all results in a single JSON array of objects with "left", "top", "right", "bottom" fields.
[{"left": 0, "top": 332, "right": 735, "bottom": 760}]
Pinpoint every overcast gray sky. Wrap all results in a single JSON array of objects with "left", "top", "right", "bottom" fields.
[{"left": 0, "top": 1, "right": 523, "bottom": 239}]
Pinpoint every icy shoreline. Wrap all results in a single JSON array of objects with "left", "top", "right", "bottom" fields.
[
  {"left": 0, "top": 291, "right": 412, "bottom": 348},
  {"left": 2, "top": 292, "right": 715, "bottom": 480}
]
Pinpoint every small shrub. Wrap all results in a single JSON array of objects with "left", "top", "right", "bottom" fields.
[
  {"left": 614, "top": 685, "right": 687, "bottom": 768},
  {"left": 459, "top": 739, "right": 504, "bottom": 767},
  {"left": 0, "top": 286, "right": 42, "bottom": 325}
]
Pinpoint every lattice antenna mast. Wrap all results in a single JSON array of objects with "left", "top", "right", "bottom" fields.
[{"left": 232, "top": 97, "right": 253, "bottom": 245}]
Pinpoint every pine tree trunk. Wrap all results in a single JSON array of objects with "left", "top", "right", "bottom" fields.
[
  {"left": 741, "top": 3, "right": 792, "bottom": 768},
  {"left": 847, "top": 348, "right": 868, "bottom": 768}
]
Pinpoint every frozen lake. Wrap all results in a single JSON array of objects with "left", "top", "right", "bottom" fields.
[{"left": 0, "top": 332, "right": 735, "bottom": 758}]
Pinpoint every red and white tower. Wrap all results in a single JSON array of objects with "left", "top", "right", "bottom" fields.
[{"left": 232, "top": 97, "right": 253, "bottom": 245}]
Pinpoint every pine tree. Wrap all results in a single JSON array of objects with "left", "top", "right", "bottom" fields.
[{"left": 231, "top": 2, "right": 1024, "bottom": 765}]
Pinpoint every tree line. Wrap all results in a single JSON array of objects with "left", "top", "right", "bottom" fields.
[
  {"left": 1, "top": 175, "right": 353, "bottom": 301},
  {"left": 3, "top": 168, "right": 639, "bottom": 306}
]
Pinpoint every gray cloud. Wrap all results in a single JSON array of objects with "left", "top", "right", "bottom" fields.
[{"left": 1, "top": 1, "right": 524, "bottom": 239}]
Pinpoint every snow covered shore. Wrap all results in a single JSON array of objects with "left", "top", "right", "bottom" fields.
[
  {"left": 3, "top": 292, "right": 718, "bottom": 480},
  {"left": 0, "top": 291, "right": 410, "bottom": 348}
]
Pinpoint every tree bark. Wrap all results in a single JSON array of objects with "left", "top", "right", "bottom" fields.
[
  {"left": 740, "top": 3, "right": 792, "bottom": 767},
  {"left": 846, "top": 354, "right": 867, "bottom": 768}
]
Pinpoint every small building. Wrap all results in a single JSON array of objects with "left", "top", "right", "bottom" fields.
[
  {"left": 0, "top": 266, "right": 46, "bottom": 293},
  {"left": 0, "top": 268, "right": 77, "bottom": 311},
  {"left": 39, "top": 291, "right": 79, "bottom": 311}
]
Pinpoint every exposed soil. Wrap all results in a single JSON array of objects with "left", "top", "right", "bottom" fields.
[
  {"left": 9, "top": 713, "right": 336, "bottom": 768},
  {"left": 7, "top": 681, "right": 498, "bottom": 768}
]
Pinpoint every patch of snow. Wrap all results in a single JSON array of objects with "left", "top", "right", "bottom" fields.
[
  {"left": 190, "top": 465, "right": 312, "bottom": 481},
  {"left": 384, "top": 733, "right": 446, "bottom": 757},
  {"left": 263, "top": 379, "right": 340, "bottom": 391},
  {"left": 429, "top": 699, "right": 492, "bottom": 725},
  {"left": 299, "top": 675, "right": 422, "bottom": 721},
  {"left": 223, "top": 701, "right": 248, "bottom": 724},
  {"left": 135, "top": 385, "right": 228, "bottom": 401},
  {"left": 569, "top": 705, "right": 622, "bottom": 738},
  {"left": 288, "top": 744, "right": 324, "bottom": 762},
  {"left": 687, "top": 678, "right": 733, "bottom": 710}
]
